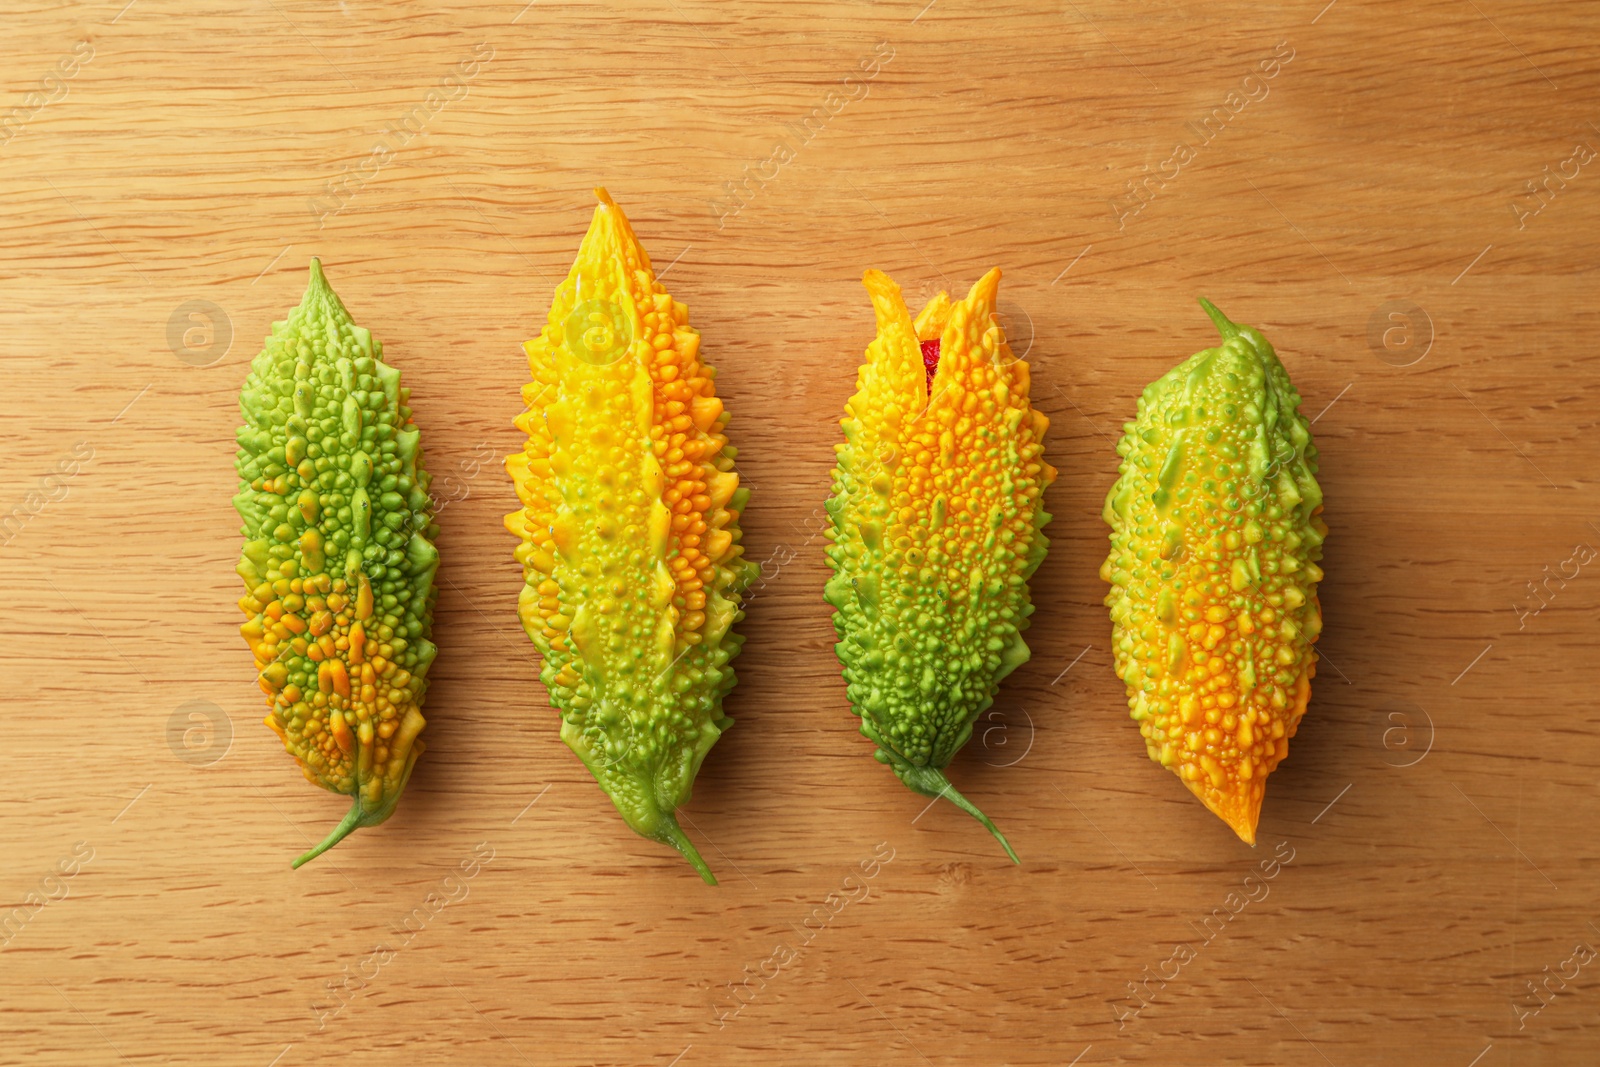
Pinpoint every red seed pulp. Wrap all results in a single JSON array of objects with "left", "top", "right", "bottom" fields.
[{"left": 920, "top": 339, "right": 940, "bottom": 386}]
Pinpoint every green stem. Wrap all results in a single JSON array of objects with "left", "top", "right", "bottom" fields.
[
  {"left": 292, "top": 800, "right": 366, "bottom": 869},
  {"left": 657, "top": 812, "right": 717, "bottom": 885},
  {"left": 292, "top": 724, "right": 421, "bottom": 869},
  {"left": 1197, "top": 296, "right": 1238, "bottom": 340},
  {"left": 900, "top": 764, "right": 1020, "bottom": 864}
]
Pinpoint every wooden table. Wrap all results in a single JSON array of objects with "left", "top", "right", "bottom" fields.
[{"left": 2, "top": 2, "right": 1596, "bottom": 1064}]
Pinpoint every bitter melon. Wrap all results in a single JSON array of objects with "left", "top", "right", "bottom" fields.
[
  {"left": 1100, "top": 299, "right": 1326, "bottom": 844},
  {"left": 504, "top": 189, "right": 754, "bottom": 884},
  {"left": 824, "top": 268, "right": 1054, "bottom": 862},
  {"left": 234, "top": 259, "right": 439, "bottom": 867}
]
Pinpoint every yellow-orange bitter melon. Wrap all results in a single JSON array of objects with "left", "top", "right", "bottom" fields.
[
  {"left": 234, "top": 260, "right": 439, "bottom": 867},
  {"left": 1100, "top": 299, "right": 1326, "bottom": 844},
  {"left": 824, "top": 268, "right": 1054, "bottom": 862},
  {"left": 504, "top": 189, "right": 754, "bottom": 884}
]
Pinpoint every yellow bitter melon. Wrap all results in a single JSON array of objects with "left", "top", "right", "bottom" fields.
[
  {"left": 234, "top": 260, "right": 439, "bottom": 867},
  {"left": 1101, "top": 299, "right": 1326, "bottom": 844},
  {"left": 824, "top": 268, "right": 1054, "bottom": 862},
  {"left": 504, "top": 190, "right": 754, "bottom": 884}
]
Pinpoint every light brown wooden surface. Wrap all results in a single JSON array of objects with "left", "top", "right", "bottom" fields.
[{"left": 2, "top": 2, "right": 1598, "bottom": 1064}]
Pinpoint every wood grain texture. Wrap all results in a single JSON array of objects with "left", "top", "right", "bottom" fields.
[{"left": 1, "top": 1, "right": 1598, "bottom": 1064}]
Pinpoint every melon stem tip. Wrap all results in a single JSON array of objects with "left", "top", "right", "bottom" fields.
[
  {"left": 1197, "top": 296, "right": 1238, "bottom": 339},
  {"left": 659, "top": 813, "right": 718, "bottom": 885},
  {"left": 292, "top": 801, "right": 364, "bottom": 869},
  {"left": 903, "top": 765, "right": 1020, "bottom": 865}
]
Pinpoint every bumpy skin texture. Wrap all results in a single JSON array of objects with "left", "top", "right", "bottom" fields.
[
  {"left": 234, "top": 260, "right": 439, "bottom": 867},
  {"left": 1100, "top": 300, "right": 1326, "bottom": 844},
  {"left": 824, "top": 268, "right": 1054, "bottom": 862},
  {"left": 504, "top": 189, "right": 754, "bottom": 884}
]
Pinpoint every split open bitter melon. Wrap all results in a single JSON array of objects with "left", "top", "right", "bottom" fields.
[
  {"left": 504, "top": 190, "right": 754, "bottom": 884},
  {"left": 234, "top": 260, "right": 439, "bottom": 867},
  {"left": 824, "top": 268, "right": 1054, "bottom": 862},
  {"left": 1100, "top": 299, "right": 1326, "bottom": 844}
]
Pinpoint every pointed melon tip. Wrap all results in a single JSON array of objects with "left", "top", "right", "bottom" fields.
[{"left": 1197, "top": 296, "right": 1239, "bottom": 339}]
